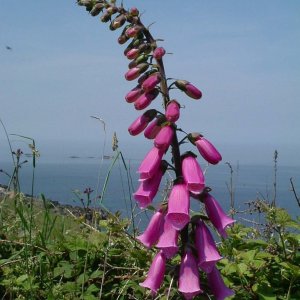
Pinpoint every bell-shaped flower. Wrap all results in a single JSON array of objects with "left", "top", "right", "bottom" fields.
[
  {"left": 156, "top": 218, "right": 179, "bottom": 258},
  {"left": 182, "top": 153, "right": 205, "bottom": 194},
  {"left": 138, "top": 147, "right": 164, "bottom": 181},
  {"left": 175, "top": 80, "right": 202, "bottom": 100},
  {"left": 179, "top": 249, "right": 203, "bottom": 300},
  {"left": 166, "top": 100, "right": 180, "bottom": 122},
  {"left": 142, "top": 73, "right": 161, "bottom": 92},
  {"left": 134, "top": 161, "right": 166, "bottom": 209},
  {"left": 154, "top": 125, "right": 174, "bottom": 150},
  {"left": 128, "top": 109, "right": 157, "bottom": 136},
  {"left": 136, "top": 210, "right": 164, "bottom": 248},
  {"left": 195, "top": 220, "right": 222, "bottom": 273},
  {"left": 140, "top": 250, "right": 166, "bottom": 295},
  {"left": 125, "top": 63, "right": 148, "bottom": 81},
  {"left": 125, "top": 85, "right": 143, "bottom": 103},
  {"left": 207, "top": 266, "right": 234, "bottom": 300},
  {"left": 153, "top": 47, "right": 166, "bottom": 60},
  {"left": 194, "top": 136, "right": 222, "bottom": 165},
  {"left": 204, "top": 193, "right": 235, "bottom": 238},
  {"left": 134, "top": 89, "right": 159, "bottom": 110},
  {"left": 166, "top": 183, "right": 190, "bottom": 230}
]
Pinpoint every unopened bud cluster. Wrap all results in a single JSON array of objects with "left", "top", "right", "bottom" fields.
[{"left": 78, "top": 1, "right": 235, "bottom": 299}]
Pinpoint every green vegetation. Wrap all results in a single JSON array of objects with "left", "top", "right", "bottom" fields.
[{"left": 0, "top": 190, "right": 299, "bottom": 299}]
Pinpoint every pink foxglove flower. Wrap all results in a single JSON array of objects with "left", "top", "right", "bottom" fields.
[
  {"left": 138, "top": 147, "right": 164, "bottom": 181},
  {"left": 194, "top": 136, "right": 222, "bottom": 165},
  {"left": 125, "top": 85, "right": 143, "bottom": 103},
  {"left": 182, "top": 154, "right": 205, "bottom": 194},
  {"left": 156, "top": 218, "right": 179, "bottom": 258},
  {"left": 204, "top": 193, "right": 235, "bottom": 238},
  {"left": 134, "top": 162, "right": 166, "bottom": 209},
  {"left": 179, "top": 249, "right": 203, "bottom": 300},
  {"left": 154, "top": 125, "right": 174, "bottom": 150},
  {"left": 137, "top": 210, "right": 164, "bottom": 248},
  {"left": 166, "top": 100, "right": 180, "bottom": 122},
  {"left": 142, "top": 73, "right": 161, "bottom": 92},
  {"left": 207, "top": 266, "right": 234, "bottom": 300},
  {"left": 128, "top": 109, "right": 157, "bottom": 136},
  {"left": 166, "top": 183, "right": 190, "bottom": 230},
  {"left": 134, "top": 89, "right": 159, "bottom": 110},
  {"left": 140, "top": 250, "right": 166, "bottom": 295},
  {"left": 195, "top": 220, "right": 222, "bottom": 273},
  {"left": 175, "top": 80, "right": 202, "bottom": 100},
  {"left": 125, "top": 63, "right": 148, "bottom": 81},
  {"left": 153, "top": 47, "right": 166, "bottom": 60},
  {"left": 144, "top": 119, "right": 161, "bottom": 139}
]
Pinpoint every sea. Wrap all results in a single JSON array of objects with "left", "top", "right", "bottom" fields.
[{"left": 1, "top": 157, "right": 299, "bottom": 225}]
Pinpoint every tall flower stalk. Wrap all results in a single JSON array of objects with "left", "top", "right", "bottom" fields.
[{"left": 77, "top": 1, "right": 235, "bottom": 298}]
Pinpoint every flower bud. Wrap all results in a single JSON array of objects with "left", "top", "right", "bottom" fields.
[
  {"left": 137, "top": 69, "right": 158, "bottom": 84},
  {"left": 77, "top": 0, "right": 92, "bottom": 6},
  {"left": 125, "top": 85, "right": 143, "bottom": 103},
  {"left": 128, "top": 54, "right": 148, "bottom": 69},
  {"left": 129, "top": 7, "right": 139, "bottom": 16},
  {"left": 134, "top": 89, "right": 159, "bottom": 110},
  {"left": 154, "top": 125, "right": 174, "bottom": 150},
  {"left": 153, "top": 47, "right": 166, "bottom": 60},
  {"left": 128, "top": 109, "right": 157, "bottom": 136},
  {"left": 125, "top": 25, "right": 143, "bottom": 38},
  {"left": 118, "top": 34, "right": 129, "bottom": 44},
  {"left": 126, "top": 48, "right": 140, "bottom": 60},
  {"left": 144, "top": 117, "right": 164, "bottom": 139},
  {"left": 124, "top": 38, "right": 143, "bottom": 55},
  {"left": 125, "top": 63, "right": 149, "bottom": 81},
  {"left": 90, "top": 3, "right": 105, "bottom": 16},
  {"left": 166, "top": 100, "right": 180, "bottom": 122},
  {"left": 142, "top": 73, "right": 161, "bottom": 92},
  {"left": 100, "top": 12, "right": 111, "bottom": 22},
  {"left": 175, "top": 80, "right": 202, "bottom": 100},
  {"left": 194, "top": 136, "right": 222, "bottom": 165},
  {"left": 138, "top": 43, "right": 152, "bottom": 55},
  {"left": 106, "top": 6, "right": 118, "bottom": 15},
  {"left": 110, "top": 14, "right": 126, "bottom": 30}
]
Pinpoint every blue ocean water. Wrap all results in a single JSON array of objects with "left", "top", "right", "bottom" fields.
[{"left": 1, "top": 158, "right": 299, "bottom": 221}]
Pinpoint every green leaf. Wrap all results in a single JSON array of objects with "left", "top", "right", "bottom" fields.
[
  {"left": 252, "top": 282, "right": 276, "bottom": 300},
  {"left": 16, "top": 274, "right": 28, "bottom": 285}
]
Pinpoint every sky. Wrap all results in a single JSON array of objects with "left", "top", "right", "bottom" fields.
[{"left": 1, "top": 0, "right": 300, "bottom": 166}]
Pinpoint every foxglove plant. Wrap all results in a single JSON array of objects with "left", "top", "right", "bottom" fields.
[{"left": 77, "top": 1, "right": 235, "bottom": 298}]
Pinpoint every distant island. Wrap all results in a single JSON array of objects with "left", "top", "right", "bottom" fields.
[{"left": 68, "top": 155, "right": 113, "bottom": 159}]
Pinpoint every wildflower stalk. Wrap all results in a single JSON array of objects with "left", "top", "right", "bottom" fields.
[{"left": 77, "top": 1, "right": 234, "bottom": 298}]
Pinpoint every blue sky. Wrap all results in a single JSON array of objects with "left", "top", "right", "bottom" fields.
[{"left": 1, "top": 0, "right": 300, "bottom": 165}]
